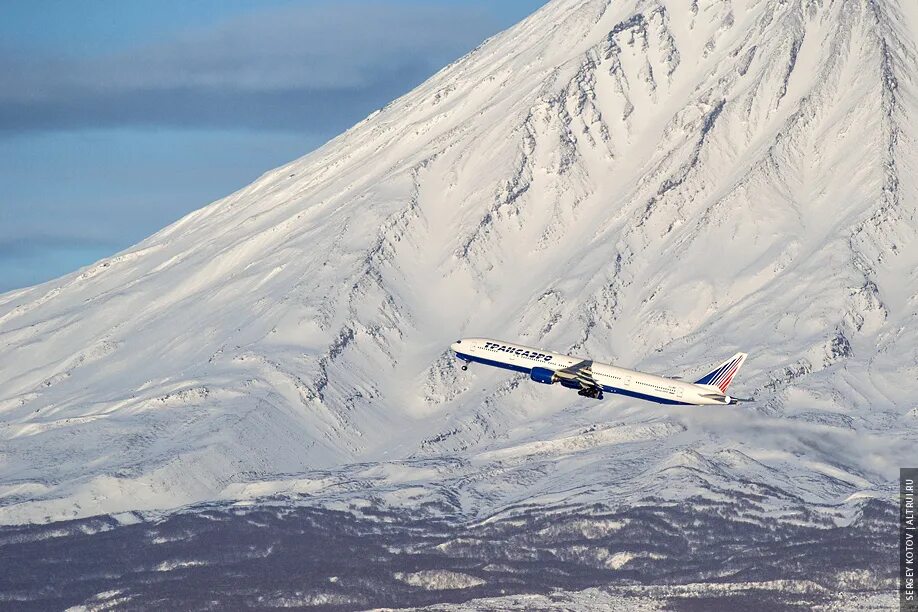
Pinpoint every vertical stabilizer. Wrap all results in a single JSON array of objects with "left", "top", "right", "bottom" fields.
[{"left": 694, "top": 353, "right": 748, "bottom": 393}]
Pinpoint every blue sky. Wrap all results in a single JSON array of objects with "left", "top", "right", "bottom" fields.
[{"left": 0, "top": 0, "right": 549, "bottom": 292}]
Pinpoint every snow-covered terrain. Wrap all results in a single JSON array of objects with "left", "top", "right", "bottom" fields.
[{"left": 0, "top": 0, "right": 916, "bottom": 606}]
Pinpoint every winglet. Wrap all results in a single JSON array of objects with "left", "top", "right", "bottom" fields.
[{"left": 694, "top": 352, "right": 747, "bottom": 393}]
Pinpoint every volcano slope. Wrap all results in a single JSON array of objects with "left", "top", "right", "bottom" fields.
[{"left": 1, "top": 0, "right": 916, "bottom": 608}]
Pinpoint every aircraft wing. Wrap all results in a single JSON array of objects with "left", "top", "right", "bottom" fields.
[{"left": 553, "top": 360, "right": 600, "bottom": 389}]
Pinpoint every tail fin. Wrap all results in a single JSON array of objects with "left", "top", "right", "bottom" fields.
[{"left": 694, "top": 352, "right": 747, "bottom": 393}]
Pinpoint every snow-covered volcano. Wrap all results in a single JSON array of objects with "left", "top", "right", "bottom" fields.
[{"left": 1, "top": 0, "right": 916, "bottom": 533}]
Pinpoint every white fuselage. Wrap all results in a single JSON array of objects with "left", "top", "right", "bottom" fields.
[{"left": 449, "top": 338, "right": 735, "bottom": 406}]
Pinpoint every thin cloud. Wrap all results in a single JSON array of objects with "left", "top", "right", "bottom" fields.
[
  {"left": 0, "top": 2, "right": 500, "bottom": 134},
  {"left": 0, "top": 235, "right": 117, "bottom": 259}
]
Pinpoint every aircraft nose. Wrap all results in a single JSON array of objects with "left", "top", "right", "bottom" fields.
[{"left": 450, "top": 340, "right": 463, "bottom": 354}]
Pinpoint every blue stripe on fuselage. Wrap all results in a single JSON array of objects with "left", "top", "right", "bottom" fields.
[
  {"left": 454, "top": 352, "right": 693, "bottom": 405},
  {"left": 454, "top": 351, "right": 532, "bottom": 374},
  {"left": 597, "top": 385, "right": 689, "bottom": 405}
]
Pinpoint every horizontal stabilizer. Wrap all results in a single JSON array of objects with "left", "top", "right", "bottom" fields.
[{"left": 700, "top": 392, "right": 754, "bottom": 405}]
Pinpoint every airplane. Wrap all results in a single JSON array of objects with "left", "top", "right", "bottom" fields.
[{"left": 449, "top": 338, "right": 750, "bottom": 406}]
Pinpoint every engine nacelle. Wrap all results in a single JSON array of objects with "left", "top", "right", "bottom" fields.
[{"left": 530, "top": 367, "right": 557, "bottom": 385}]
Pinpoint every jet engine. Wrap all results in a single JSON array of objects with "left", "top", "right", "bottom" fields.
[{"left": 530, "top": 367, "right": 557, "bottom": 385}]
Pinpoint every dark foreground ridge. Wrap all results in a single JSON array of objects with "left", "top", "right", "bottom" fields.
[{"left": 0, "top": 496, "right": 896, "bottom": 610}]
